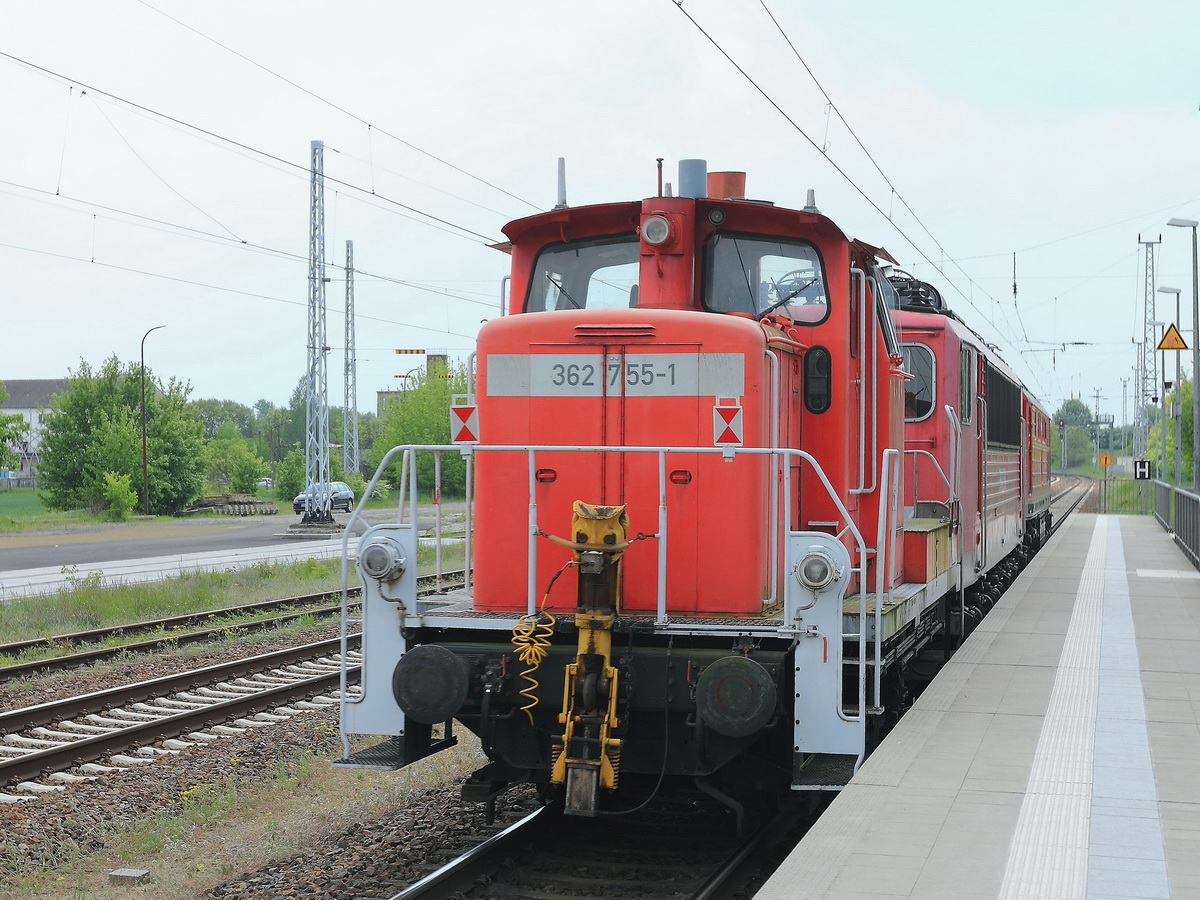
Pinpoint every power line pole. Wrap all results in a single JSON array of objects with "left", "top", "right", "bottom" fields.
[
  {"left": 303, "top": 140, "right": 332, "bottom": 523},
  {"left": 343, "top": 239, "right": 359, "bottom": 477},
  {"left": 1137, "top": 235, "right": 1161, "bottom": 459},
  {"left": 1121, "top": 376, "right": 1129, "bottom": 459}
]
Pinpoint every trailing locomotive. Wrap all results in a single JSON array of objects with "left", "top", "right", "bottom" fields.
[{"left": 336, "top": 161, "right": 1052, "bottom": 816}]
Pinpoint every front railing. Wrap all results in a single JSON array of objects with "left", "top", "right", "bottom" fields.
[
  {"left": 339, "top": 442, "right": 900, "bottom": 748},
  {"left": 342, "top": 442, "right": 873, "bottom": 622}
]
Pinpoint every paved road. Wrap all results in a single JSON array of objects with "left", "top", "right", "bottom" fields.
[
  {"left": 0, "top": 504, "right": 463, "bottom": 599},
  {"left": 0, "top": 514, "right": 359, "bottom": 572}
]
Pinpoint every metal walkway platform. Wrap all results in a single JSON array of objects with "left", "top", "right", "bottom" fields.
[{"left": 759, "top": 513, "right": 1200, "bottom": 899}]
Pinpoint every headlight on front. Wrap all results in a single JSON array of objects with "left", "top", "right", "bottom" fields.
[
  {"left": 796, "top": 549, "right": 836, "bottom": 591},
  {"left": 360, "top": 536, "right": 407, "bottom": 581}
]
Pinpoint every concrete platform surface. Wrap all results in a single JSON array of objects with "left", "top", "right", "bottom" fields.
[{"left": 759, "top": 513, "right": 1199, "bottom": 900}]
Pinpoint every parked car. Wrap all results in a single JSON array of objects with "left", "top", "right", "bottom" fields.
[
  {"left": 256, "top": 477, "right": 274, "bottom": 488},
  {"left": 293, "top": 481, "right": 355, "bottom": 514}
]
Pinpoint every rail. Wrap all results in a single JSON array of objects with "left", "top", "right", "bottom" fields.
[{"left": 0, "top": 637, "right": 354, "bottom": 786}]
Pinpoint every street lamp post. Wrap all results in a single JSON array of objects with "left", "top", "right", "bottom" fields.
[
  {"left": 140, "top": 325, "right": 166, "bottom": 516},
  {"left": 1168, "top": 218, "right": 1199, "bottom": 490}
]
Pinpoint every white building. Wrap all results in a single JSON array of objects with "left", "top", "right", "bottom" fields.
[{"left": 1, "top": 379, "right": 68, "bottom": 482}]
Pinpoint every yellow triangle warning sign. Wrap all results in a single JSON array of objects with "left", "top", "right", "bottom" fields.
[{"left": 1157, "top": 323, "right": 1189, "bottom": 351}]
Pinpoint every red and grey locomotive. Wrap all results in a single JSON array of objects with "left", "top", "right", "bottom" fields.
[{"left": 336, "top": 161, "right": 1052, "bottom": 815}]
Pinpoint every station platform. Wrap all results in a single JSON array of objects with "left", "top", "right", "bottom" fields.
[{"left": 759, "top": 513, "right": 1200, "bottom": 899}]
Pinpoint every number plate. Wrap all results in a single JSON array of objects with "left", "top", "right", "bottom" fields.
[{"left": 486, "top": 353, "right": 744, "bottom": 397}]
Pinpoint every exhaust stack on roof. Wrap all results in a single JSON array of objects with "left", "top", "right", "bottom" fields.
[
  {"left": 707, "top": 171, "right": 746, "bottom": 200},
  {"left": 678, "top": 159, "right": 707, "bottom": 198},
  {"left": 554, "top": 157, "right": 568, "bottom": 209}
]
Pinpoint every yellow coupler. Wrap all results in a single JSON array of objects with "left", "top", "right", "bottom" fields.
[{"left": 549, "top": 501, "right": 628, "bottom": 816}]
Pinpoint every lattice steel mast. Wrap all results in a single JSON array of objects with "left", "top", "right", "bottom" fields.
[
  {"left": 303, "top": 140, "right": 332, "bottom": 523},
  {"left": 343, "top": 239, "right": 359, "bottom": 476},
  {"left": 1136, "top": 235, "right": 1161, "bottom": 459}
]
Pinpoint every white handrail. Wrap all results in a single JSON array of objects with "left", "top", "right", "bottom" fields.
[
  {"left": 904, "top": 448, "right": 953, "bottom": 505},
  {"left": 343, "top": 442, "right": 877, "bottom": 731},
  {"left": 874, "top": 448, "right": 901, "bottom": 708}
]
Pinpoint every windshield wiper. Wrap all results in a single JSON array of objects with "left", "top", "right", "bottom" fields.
[
  {"left": 546, "top": 273, "right": 582, "bottom": 309},
  {"left": 755, "top": 277, "right": 818, "bottom": 321}
]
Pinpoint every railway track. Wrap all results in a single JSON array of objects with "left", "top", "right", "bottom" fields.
[
  {"left": 0, "top": 570, "right": 465, "bottom": 682},
  {"left": 389, "top": 785, "right": 818, "bottom": 900},
  {"left": 1049, "top": 473, "right": 1094, "bottom": 532},
  {"left": 0, "top": 636, "right": 360, "bottom": 796}
]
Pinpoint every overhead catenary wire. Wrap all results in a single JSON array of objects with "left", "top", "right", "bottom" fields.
[
  {"left": 668, "top": 2, "right": 1019, "bottom": 345},
  {"left": 133, "top": 0, "right": 541, "bottom": 213},
  {"left": 86, "top": 92, "right": 244, "bottom": 242},
  {"left": 0, "top": 49, "right": 506, "bottom": 246},
  {"left": 668, "top": 0, "right": 1049, "bottom": 397},
  {"left": 0, "top": 179, "right": 504, "bottom": 310},
  {"left": 0, "top": 238, "right": 482, "bottom": 342}
]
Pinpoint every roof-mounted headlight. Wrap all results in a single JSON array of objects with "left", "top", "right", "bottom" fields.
[{"left": 641, "top": 215, "right": 671, "bottom": 246}]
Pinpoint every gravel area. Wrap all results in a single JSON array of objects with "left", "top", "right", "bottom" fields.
[
  {"left": 199, "top": 777, "right": 538, "bottom": 900},
  {"left": 0, "top": 621, "right": 538, "bottom": 899},
  {"left": 0, "top": 697, "right": 532, "bottom": 898}
]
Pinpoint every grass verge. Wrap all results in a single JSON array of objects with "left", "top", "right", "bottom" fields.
[
  {"left": 0, "top": 557, "right": 355, "bottom": 652},
  {"left": 0, "top": 488, "right": 104, "bottom": 534},
  {"left": 0, "top": 539, "right": 467, "bottom": 667}
]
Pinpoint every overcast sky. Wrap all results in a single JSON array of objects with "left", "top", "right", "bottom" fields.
[{"left": 3, "top": 0, "right": 1199, "bottom": 427}]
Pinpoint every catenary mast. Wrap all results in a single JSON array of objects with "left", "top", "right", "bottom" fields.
[
  {"left": 303, "top": 140, "right": 332, "bottom": 523},
  {"left": 344, "top": 239, "right": 359, "bottom": 477}
]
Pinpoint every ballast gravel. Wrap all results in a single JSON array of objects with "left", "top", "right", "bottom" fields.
[{"left": 0, "top": 624, "right": 536, "bottom": 897}]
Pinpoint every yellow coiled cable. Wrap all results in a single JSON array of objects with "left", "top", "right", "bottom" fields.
[{"left": 511, "top": 561, "right": 573, "bottom": 724}]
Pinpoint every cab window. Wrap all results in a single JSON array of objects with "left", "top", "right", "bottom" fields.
[
  {"left": 703, "top": 234, "right": 827, "bottom": 322},
  {"left": 526, "top": 237, "right": 640, "bottom": 311},
  {"left": 902, "top": 343, "right": 935, "bottom": 421}
]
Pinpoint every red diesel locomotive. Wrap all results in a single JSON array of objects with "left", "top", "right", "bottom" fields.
[{"left": 337, "top": 162, "right": 1052, "bottom": 815}]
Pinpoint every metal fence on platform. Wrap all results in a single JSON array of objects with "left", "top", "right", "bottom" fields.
[
  {"left": 1154, "top": 480, "right": 1200, "bottom": 569},
  {"left": 1099, "top": 478, "right": 1152, "bottom": 515}
]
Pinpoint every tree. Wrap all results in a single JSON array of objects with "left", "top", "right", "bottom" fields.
[
  {"left": 39, "top": 356, "right": 205, "bottom": 514},
  {"left": 369, "top": 363, "right": 469, "bottom": 496},
  {"left": 259, "top": 407, "right": 293, "bottom": 482},
  {"left": 1054, "top": 398, "right": 1092, "bottom": 427},
  {"left": 0, "top": 382, "right": 28, "bottom": 471},
  {"left": 1146, "top": 377, "right": 1194, "bottom": 482},
  {"left": 1065, "top": 425, "right": 1093, "bottom": 468},
  {"left": 205, "top": 421, "right": 266, "bottom": 493},
  {"left": 189, "top": 398, "right": 256, "bottom": 440},
  {"left": 275, "top": 448, "right": 305, "bottom": 501}
]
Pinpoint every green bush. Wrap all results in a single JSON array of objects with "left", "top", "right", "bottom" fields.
[{"left": 101, "top": 471, "right": 137, "bottom": 521}]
